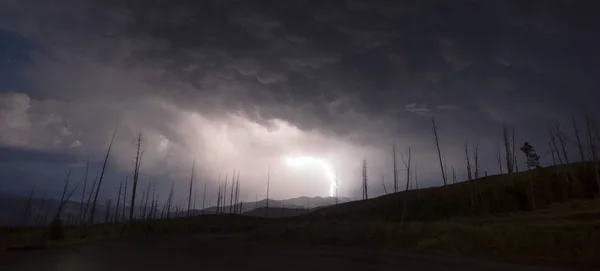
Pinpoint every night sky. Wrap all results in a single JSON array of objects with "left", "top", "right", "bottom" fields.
[{"left": 0, "top": 0, "right": 599, "bottom": 203}]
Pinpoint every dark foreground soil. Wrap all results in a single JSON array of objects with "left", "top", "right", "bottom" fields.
[{"left": 0, "top": 234, "right": 581, "bottom": 271}]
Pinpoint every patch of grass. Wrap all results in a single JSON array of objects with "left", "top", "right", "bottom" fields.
[{"left": 247, "top": 218, "right": 600, "bottom": 268}]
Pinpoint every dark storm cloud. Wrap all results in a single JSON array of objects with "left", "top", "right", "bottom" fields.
[{"left": 0, "top": 0, "right": 599, "bottom": 199}]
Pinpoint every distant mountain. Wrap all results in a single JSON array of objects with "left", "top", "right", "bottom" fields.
[
  {"left": 0, "top": 193, "right": 356, "bottom": 225},
  {"left": 191, "top": 196, "right": 354, "bottom": 216},
  {"left": 0, "top": 192, "right": 146, "bottom": 227}
]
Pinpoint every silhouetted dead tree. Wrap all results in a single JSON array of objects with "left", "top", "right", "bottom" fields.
[
  {"left": 202, "top": 183, "right": 207, "bottom": 215},
  {"left": 229, "top": 170, "right": 235, "bottom": 214},
  {"left": 130, "top": 133, "right": 143, "bottom": 222},
  {"left": 393, "top": 142, "right": 398, "bottom": 193},
  {"left": 335, "top": 171, "right": 339, "bottom": 204},
  {"left": 503, "top": 124, "right": 514, "bottom": 179},
  {"left": 362, "top": 158, "right": 368, "bottom": 200},
  {"left": 465, "top": 142, "right": 473, "bottom": 180},
  {"left": 193, "top": 190, "right": 197, "bottom": 212},
  {"left": 35, "top": 194, "right": 47, "bottom": 227},
  {"left": 585, "top": 112, "right": 600, "bottom": 196},
  {"left": 473, "top": 142, "right": 480, "bottom": 178},
  {"left": 150, "top": 183, "right": 156, "bottom": 219},
  {"left": 114, "top": 180, "right": 123, "bottom": 223},
  {"left": 216, "top": 173, "right": 222, "bottom": 214},
  {"left": 89, "top": 130, "right": 116, "bottom": 225},
  {"left": 78, "top": 158, "right": 89, "bottom": 223},
  {"left": 104, "top": 199, "right": 112, "bottom": 224},
  {"left": 122, "top": 176, "right": 127, "bottom": 222},
  {"left": 187, "top": 160, "right": 195, "bottom": 218},
  {"left": 495, "top": 145, "right": 503, "bottom": 174},
  {"left": 452, "top": 167, "right": 457, "bottom": 184},
  {"left": 443, "top": 152, "right": 449, "bottom": 183},
  {"left": 400, "top": 148, "right": 411, "bottom": 225},
  {"left": 512, "top": 127, "right": 519, "bottom": 173},
  {"left": 414, "top": 165, "right": 419, "bottom": 190},
  {"left": 223, "top": 174, "right": 228, "bottom": 215},
  {"left": 142, "top": 182, "right": 151, "bottom": 220},
  {"left": 234, "top": 172, "right": 240, "bottom": 213},
  {"left": 549, "top": 141, "right": 558, "bottom": 166},
  {"left": 572, "top": 117, "right": 586, "bottom": 163},
  {"left": 83, "top": 172, "right": 98, "bottom": 224},
  {"left": 54, "top": 170, "right": 80, "bottom": 220},
  {"left": 553, "top": 122, "right": 570, "bottom": 164},
  {"left": 20, "top": 187, "right": 35, "bottom": 227},
  {"left": 381, "top": 174, "right": 388, "bottom": 195},
  {"left": 266, "top": 167, "right": 270, "bottom": 218},
  {"left": 432, "top": 116, "right": 447, "bottom": 186},
  {"left": 549, "top": 128, "right": 563, "bottom": 165},
  {"left": 165, "top": 183, "right": 174, "bottom": 219},
  {"left": 152, "top": 193, "right": 159, "bottom": 220},
  {"left": 465, "top": 142, "right": 475, "bottom": 211}
]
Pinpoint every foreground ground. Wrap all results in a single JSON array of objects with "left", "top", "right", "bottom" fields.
[{"left": 0, "top": 234, "right": 582, "bottom": 271}]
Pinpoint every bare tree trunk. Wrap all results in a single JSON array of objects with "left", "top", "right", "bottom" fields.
[
  {"left": 150, "top": 183, "right": 156, "bottom": 219},
  {"left": 83, "top": 172, "right": 98, "bottom": 223},
  {"left": 553, "top": 122, "right": 570, "bottom": 164},
  {"left": 381, "top": 175, "right": 388, "bottom": 195},
  {"left": 512, "top": 127, "right": 519, "bottom": 173},
  {"left": 495, "top": 145, "right": 503, "bottom": 174},
  {"left": 400, "top": 148, "right": 411, "bottom": 226},
  {"left": 222, "top": 174, "right": 228, "bottom": 215},
  {"left": 465, "top": 143, "right": 475, "bottom": 212},
  {"left": 215, "top": 180, "right": 221, "bottom": 214},
  {"left": 503, "top": 124, "right": 513, "bottom": 178},
  {"left": 229, "top": 170, "right": 235, "bottom": 214},
  {"left": 452, "top": 167, "right": 457, "bottom": 184},
  {"left": 473, "top": 143, "right": 479, "bottom": 178},
  {"left": 393, "top": 142, "right": 398, "bottom": 193},
  {"left": 414, "top": 165, "right": 419, "bottom": 190},
  {"left": 114, "top": 180, "right": 122, "bottom": 223},
  {"left": 443, "top": 152, "right": 449, "bottom": 183},
  {"left": 432, "top": 116, "right": 447, "bottom": 186},
  {"left": 188, "top": 160, "right": 195, "bottom": 218},
  {"left": 166, "top": 183, "right": 174, "bottom": 219},
  {"left": 585, "top": 112, "right": 600, "bottom": 196},
  {"left": 89, "top": 130, "right": 117, "bottom": 225},
  {"left": 202, "top": 183, "right": 207, "bottom": 215},
  {"left": 335, "top": 172, "right": 339, "bottom": 204},
  {"left": 104, "top": 200, "right": 112, "bottom": 224},
  {"left": 142, "top": 182, "right": 151, "bottom": 220},
  {"left": 53, "top": 170, "right": 81, "bottom": 221},
  {"left": 266, "top": 167, "right": 270, "bottom": 218},
  {"left": 78, "top": 158, "right": 89, "bottom": 223},
  {"left": 465, "top": 142, "right": 472, "bottom": 180},
  {"left": 122, "top": 176, "right": 127, "bottom": 222},
  {"left": 235, "top": 172, "right": 240, "bottom": 213},
  {"left": 572, "top": 117, "right": 586, "bottom": 163},
  {"left": 55, "top": 170, "right": 72, "bottom": 220},
  {"left": 35, "top": 194, "right": 47, "bottom": 227},
  {"left": 130, "top": 133, "right": 143, "bottom": 222},
  {"left": 549, "top": 129, "right": 564, "bottom": 165},
  {"left": 20, "top": 187, "right": 35, "bottom": 227},
  {"left": 549, "top": 141, "right": 558, "bottom": 166},
  {"left": 362, "top": 158, "right": 368, "bottom": 200},
  {"left": 193, "top": 190, "right": 197, "bottom": 212}
]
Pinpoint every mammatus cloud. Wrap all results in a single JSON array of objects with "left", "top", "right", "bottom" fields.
[{"left": 0, "top": 0, "right": 598, "bottom": 202}]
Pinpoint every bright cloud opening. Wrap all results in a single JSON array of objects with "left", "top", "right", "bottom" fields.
[{"left": 284, "top": 155, "right": 338, "bottom": 197}]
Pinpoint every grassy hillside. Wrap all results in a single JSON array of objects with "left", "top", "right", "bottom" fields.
[
  {"left": 2, "top": 161, "right": 599, "bottom": 268},
  {"left": 308, "top": 161, "right": 599, "bottom": 223}
]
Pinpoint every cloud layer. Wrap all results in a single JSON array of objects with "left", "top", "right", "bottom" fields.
[{"left": 0, "top": 0, "right": 598, "bottom": 203}]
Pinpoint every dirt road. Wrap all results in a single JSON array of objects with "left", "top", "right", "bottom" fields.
[{"left": 0, "top": 235, "right": 577, "bottom": 271}]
